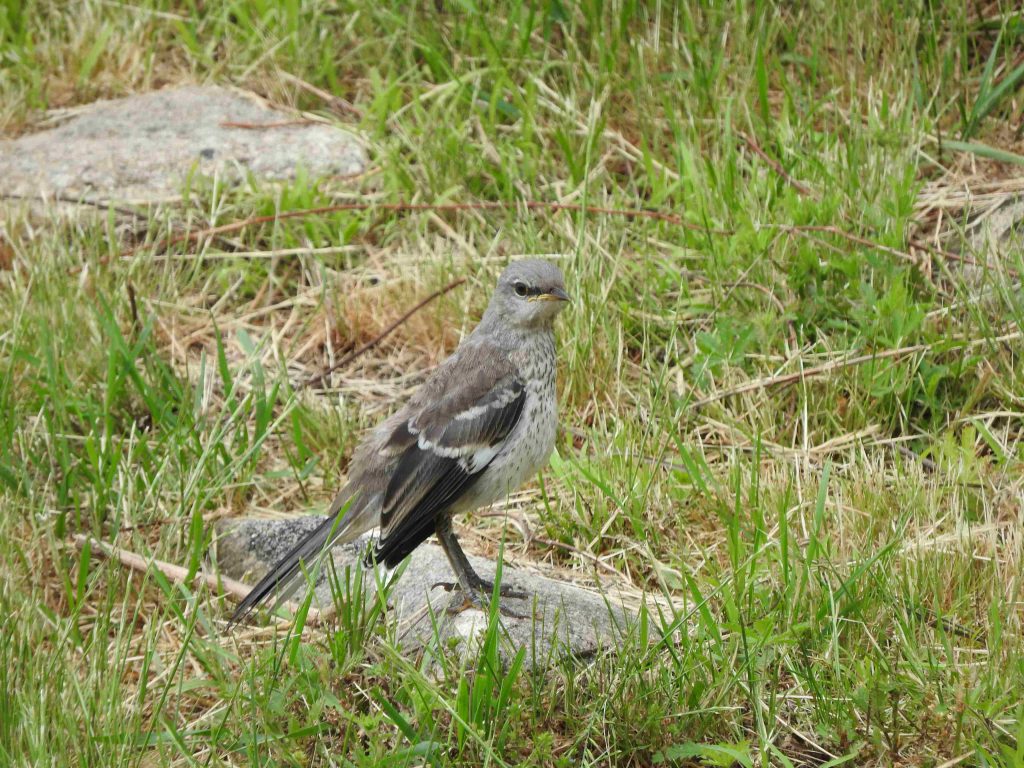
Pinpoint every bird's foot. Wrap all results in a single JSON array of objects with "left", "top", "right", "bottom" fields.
[
  {"left": 477, "top": 579, "right": 529, "bottom": 600},
  {"left": 431, "top": 579, "right": 528, "bottom": 599},
  {"left": 431, "top": 581, "right": 529, "bottom": 619}
]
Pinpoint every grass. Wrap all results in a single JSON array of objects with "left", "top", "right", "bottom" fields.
[{"left": 2, "top": 0, "right": 1024, "bottom": 765}]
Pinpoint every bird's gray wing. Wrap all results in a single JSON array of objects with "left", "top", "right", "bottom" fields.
[{"left": 371, "top": 347, "right": 526, "bottom": 568}]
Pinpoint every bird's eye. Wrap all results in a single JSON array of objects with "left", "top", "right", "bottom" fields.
[{"left": 513, "top": 282, "right": 528, "bottom": 297}]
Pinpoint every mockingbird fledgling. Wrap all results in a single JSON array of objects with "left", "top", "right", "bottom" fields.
[{"left": 230, "top": 259, "right": 569, "bottom": 624}]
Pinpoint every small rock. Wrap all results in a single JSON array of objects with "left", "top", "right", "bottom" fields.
[
  {"left": 0, "top": 85, "right": 366, "bottom": 202},
  {"left": 214, "top": 517, "right": 633, "bottom": 670}
]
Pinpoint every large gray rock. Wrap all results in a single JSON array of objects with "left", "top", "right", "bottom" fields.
[
  {"left": 0, "top": 85, "right": 365, "bottom": 202},
  {"left": 214, "top": 516, "right": 633, "bottom": 669}
]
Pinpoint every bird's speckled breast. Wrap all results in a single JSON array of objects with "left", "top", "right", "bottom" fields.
[{"left": 453, "top": 329, "right": 558, "bottom": 513}]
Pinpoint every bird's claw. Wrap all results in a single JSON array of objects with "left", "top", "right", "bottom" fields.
[
  {"left": 497, "top": 603, "right": 528, "bottom": 620},
  {"left": 431, "top": 581, "right": 529, "bottom": 619},
  {"left": 477, "top": 580, "right": 528, "bottom": 600},
  {"left": 431, "top": 580, "right": 528, "bottom": 600},
  {"left": 443, "top": 593, "right": 527, "bottom": 620}
]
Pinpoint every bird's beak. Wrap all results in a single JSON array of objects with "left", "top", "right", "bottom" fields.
[{"left": 534, "top": 287, "right": 571, "bottom": 303}]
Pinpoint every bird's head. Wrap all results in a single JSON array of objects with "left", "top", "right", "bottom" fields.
[{"left": 485, "top": 259, "right": 570, "bottom": 330}]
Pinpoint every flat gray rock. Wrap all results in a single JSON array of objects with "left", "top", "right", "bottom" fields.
[
  {"left": 0, "top": 85, "right": 365, "bottom": 202},
  {"left": 214, "top": 516, "right": 633, "bottom": 670}
]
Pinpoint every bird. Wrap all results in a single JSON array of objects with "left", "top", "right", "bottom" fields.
[{"left": 229, "top": 259, "right": 570, "bottom": 624}]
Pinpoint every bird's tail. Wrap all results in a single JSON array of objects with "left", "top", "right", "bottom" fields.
[{"left": 227, "top": 495, "right": 362, "bottom": 627}]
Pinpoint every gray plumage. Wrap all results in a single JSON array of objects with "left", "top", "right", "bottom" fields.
[{"left": 230, "top": 259, "right": 569, "bottom": 624}]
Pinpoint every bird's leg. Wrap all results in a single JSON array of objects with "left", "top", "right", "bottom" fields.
[{"left": 433, "top": 516, "right": 528, "bottom": 606}]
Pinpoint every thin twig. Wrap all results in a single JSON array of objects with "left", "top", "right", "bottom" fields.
[
  {"left": 72, "top": 534, "right": 251, "bottom": 602},
  {"left": 935, "top": 752, "right": 975, "bottom": 768},
  {"left": 1, "top": 191, "right": 149, "bottom": 220},
  {"left": 531, "top": 535, "right": 624, "bottom": 577},
  {"left": 779, "top": 224, "right": 919, "bottom": 264},
  {"left": 909, "top": 236, "right": 1021, "bottom": 278},
  {"left": 304, "top": 277, "right": 467, "bottom": 390},
  {"left": 146, "top": 244, "right": 363, "bottom": 262},
  {"left": 895, "top": 444, "right": 939, "bottom": 473},
  {"left": 737, "top": 131, "right": 815, "bottom": 197},
  {"left": 278, "top": 70, "right": 364, "bottom": 119},
  {"left": 126, "top": 201, "right": 733, "bottom": 257},
  {"left": 73, "top": 534, "right": 331, "bottom": 627},
  {"left": 691, "top": 344, "right": 930, "bottom": 408},
  {"left": 96, "top": 200, "right": 936, "bottom": 279}
]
